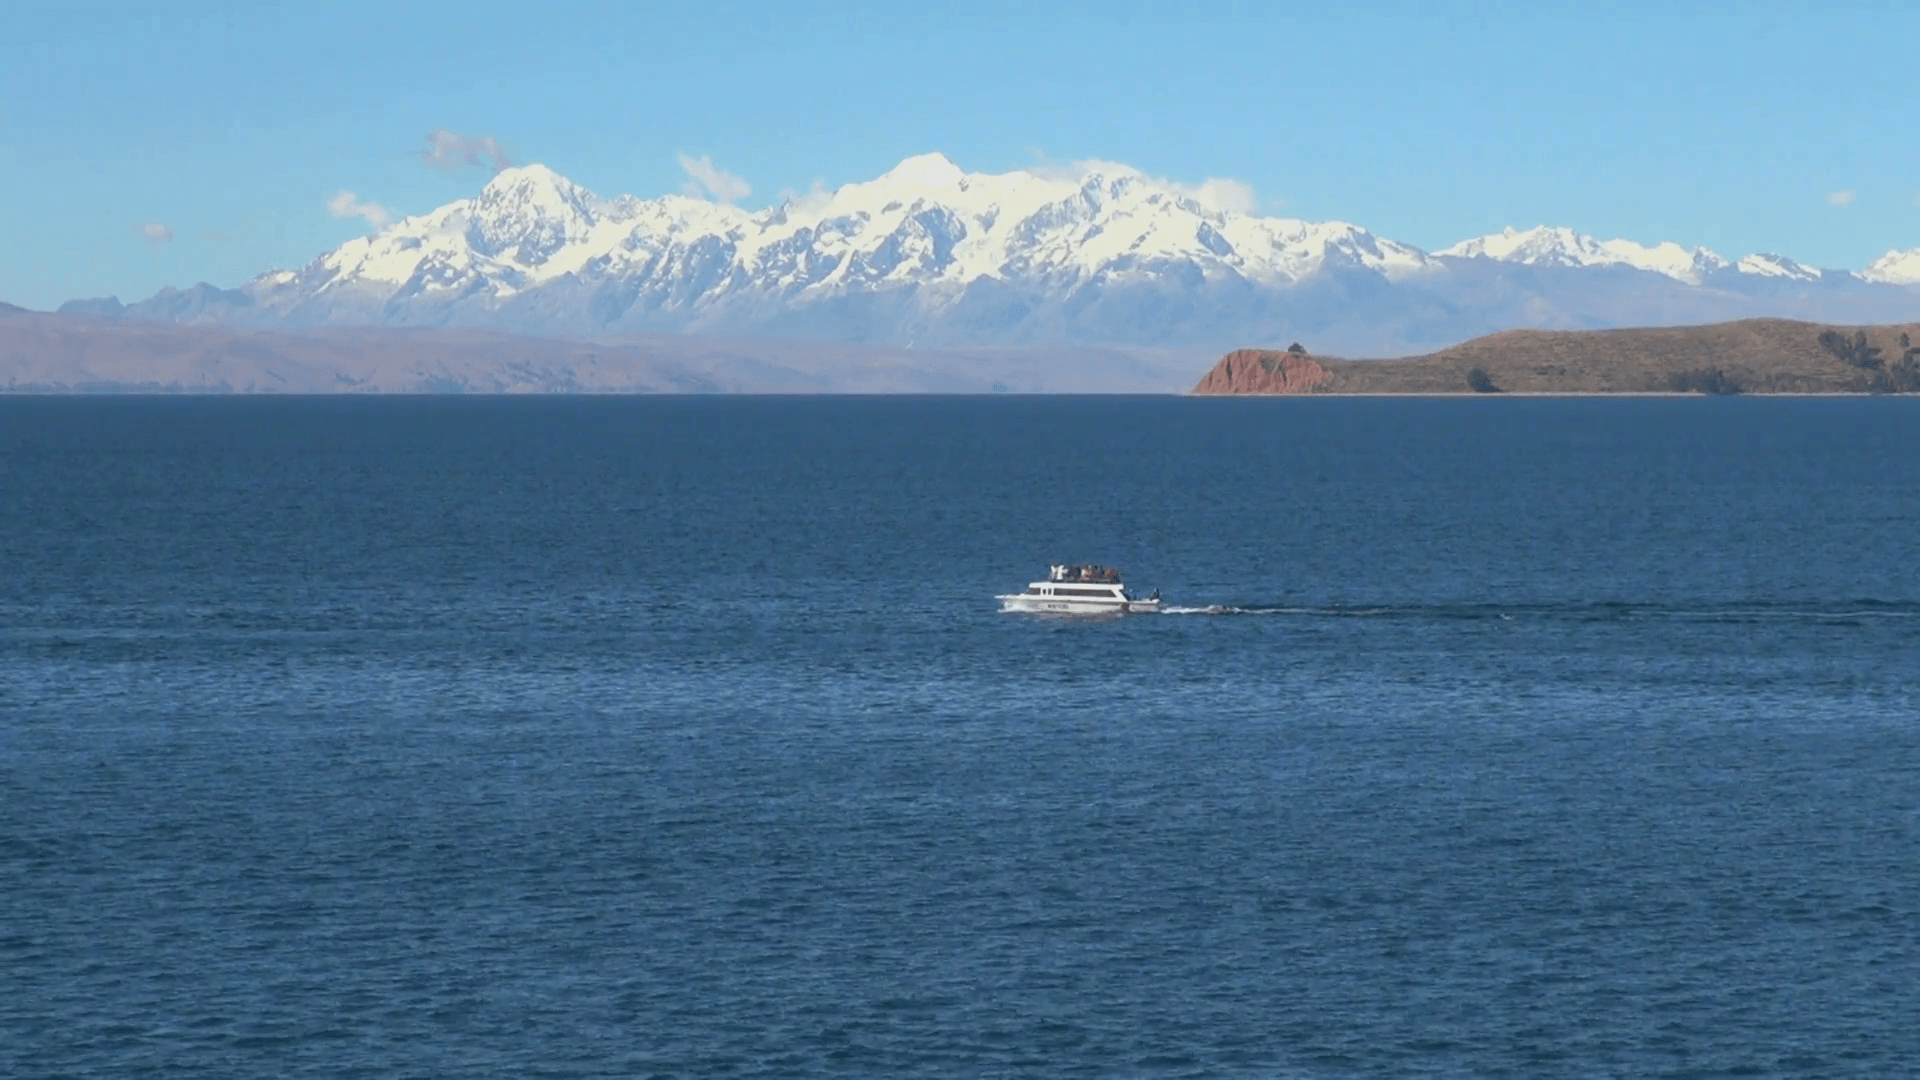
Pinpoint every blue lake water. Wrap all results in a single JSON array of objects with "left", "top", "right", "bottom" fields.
[{"left": 3, "top": 395, "right": 1917, "bottom": 1077}]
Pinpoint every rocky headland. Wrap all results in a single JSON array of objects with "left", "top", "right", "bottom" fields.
[
  {"left": 1190, "top": 348, "right": 1330, "bottom": 394},
  {"left": 1191, "top": 319, "right": 1920, "bottom": 395}
]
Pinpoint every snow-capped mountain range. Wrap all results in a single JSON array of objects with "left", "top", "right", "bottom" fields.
[{"left": 63, "top": 154, "right": 1920, "bottom": 356}]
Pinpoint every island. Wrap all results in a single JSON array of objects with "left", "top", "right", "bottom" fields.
[{"left": 1192, "top": 319, "right": 1920, "bottom": 395}]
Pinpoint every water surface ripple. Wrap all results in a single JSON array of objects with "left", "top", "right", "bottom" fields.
[{"left": 3, "top": 396, "right": 1916, "bottom": 1077}]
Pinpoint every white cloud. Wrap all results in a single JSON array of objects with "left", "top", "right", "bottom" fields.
[
  {"left": 777, "top": 179, "right": 833, "bottom": 215},
  {"left": 327, "top": 190, "right": 392, "bottom": 231},
  {"left": 1827, "top": 190, "right": 1856, "bottom": 207},
  {"left": 1180, "top": 176, "right": 1260, "bottom": 215},
  {"left": 1028, "top": 157, "right": 1263, "bottom": 215},
  {"left": 421, "top": 130, "right": 512, "bottom": 173},
  {"left": 1026, "top": 157, "right": 1135, "bottom": 186},
  {"left": 677, "top": 153, "right": 751, "bottom": 203},
  {"left": 135, "top": 223, "right": 174, "bottom": 244}
]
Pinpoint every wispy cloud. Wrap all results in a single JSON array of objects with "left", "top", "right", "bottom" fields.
[
  {"left": 328, "top": 191, "right": 392, "bottom": 231},
  {"left": 1179, "top": 176, "right": 1260, "bottom": 215},
  {"left": 1029, "top": 156, "right": 1264, "bottom": 215},
  {"left": 1827, "top": 189, "right": 1856, "bottom": 207},
  {"left": 421, "top": 130, "right": 512, "bottom": 173},
  {"left": 678, "top": 153, "right": 751, "bottom": 203},
  {"left": 134, "top": 222, "right": 174, "bottom": 244},
  {"left": 777, "top": 179, "right": 833, "bottom": 215}
]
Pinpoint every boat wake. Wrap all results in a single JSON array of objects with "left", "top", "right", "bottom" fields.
[
  {"left": 1154, "top": 601, "right": 1920, "bottom": 622},
  {"left": 1159, "top": 605, "right": 1384, "bottom": 616}
]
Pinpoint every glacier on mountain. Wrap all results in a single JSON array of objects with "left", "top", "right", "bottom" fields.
[{"left": 61, "top": 155, "right": 1920, "bottom": 356}]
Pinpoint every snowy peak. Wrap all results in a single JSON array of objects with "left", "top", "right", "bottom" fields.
[
  {"left": 468, "top": 164, "right": 604, "bottom": 263},
  {"left": 874, "top": 152, "right": 967, "bottom": 189},
  {"left": 1439, "top": 225, "right": 1610, "bottom": 265},
  {"left": 1601, "top": 239, "right": 1729, "bottom": 285},
  {"left": 1736, "top": 253, "right": 1822, "bottom": 282},
  {"left": 1861, "top": 247, "right": 1920, "bottom": 285},
  {"left": 478, "top": 162, "right": 588, "bottom": 202},
  {"left": 1438, "top": 225, "right": 1729, "bottom": 285}
]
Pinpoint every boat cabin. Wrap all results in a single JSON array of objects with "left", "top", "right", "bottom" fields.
[{"left": 1000, "top": 563, "right": 1160, "bottom": 609}]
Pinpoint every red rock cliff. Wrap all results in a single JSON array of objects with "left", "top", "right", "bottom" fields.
[{"left": 1190, "top": 349, "right": 1330, "bottom": 394}]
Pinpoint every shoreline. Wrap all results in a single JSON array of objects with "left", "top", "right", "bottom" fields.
[
  {"left": 1191, "top": 390, "right": 1912, "bottom": 398},
  {"left": 2, "top": 388, "right": 1915, "bottom": 399}
]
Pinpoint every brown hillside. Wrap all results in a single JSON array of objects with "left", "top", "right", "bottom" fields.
[{"left": 1192, "top": 319, "right": 1920, "bottom": 395}]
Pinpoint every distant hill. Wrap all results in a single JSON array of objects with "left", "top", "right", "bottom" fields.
[
  {"left": 0, "top": 313, "right": 1203, "bottom": 394},
  {"left": 1192, "top": 319, "right": 1920, "bottom": 395}
]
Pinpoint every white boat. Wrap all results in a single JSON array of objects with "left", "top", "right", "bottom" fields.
[{"left": 997, "top": 564, "right": 1163, "bottom": 615}]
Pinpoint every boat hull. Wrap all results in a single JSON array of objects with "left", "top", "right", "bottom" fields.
[{"left": 997, "top": 595, "right": 1162, "bottom": 615}]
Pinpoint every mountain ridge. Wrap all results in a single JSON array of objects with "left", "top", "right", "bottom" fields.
[{"left": 56, "top": 155, "right": 1920, "bottom": 356}]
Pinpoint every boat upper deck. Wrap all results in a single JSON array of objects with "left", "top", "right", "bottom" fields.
[{"left": 1048, "top": 564, "right": 1123, "bottom": 584}]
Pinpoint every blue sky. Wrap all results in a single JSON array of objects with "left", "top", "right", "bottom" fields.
[{"left": 3, "top": 0, "right": 1916, "bottom": 309}]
